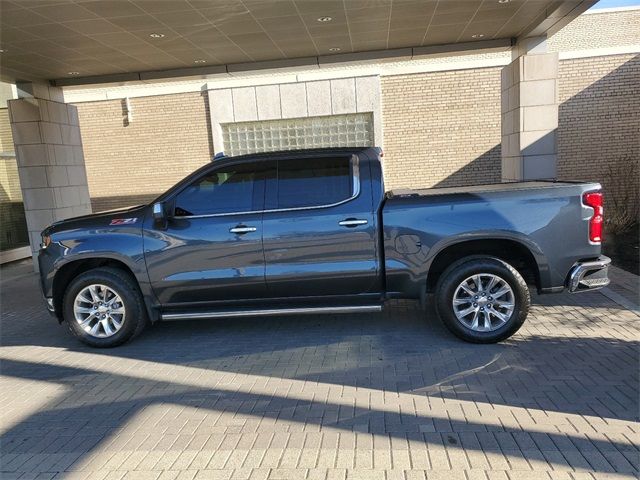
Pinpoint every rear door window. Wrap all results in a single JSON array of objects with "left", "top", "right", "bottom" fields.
[{"left": 274, "top": 157, "right": 353, "bottom": 209}]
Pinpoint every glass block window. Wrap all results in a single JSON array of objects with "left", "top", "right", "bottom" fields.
[{"left": 222, "top": 113, "right": 374, "bottom": 156}]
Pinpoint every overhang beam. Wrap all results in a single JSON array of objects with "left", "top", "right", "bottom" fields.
[{"left": 51, "top": 38, "right": 515, "bottom": 88}]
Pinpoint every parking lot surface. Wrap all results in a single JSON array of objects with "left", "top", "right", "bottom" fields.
[{"left": 1, "top": 259, "right": 638, "bottom": 480}]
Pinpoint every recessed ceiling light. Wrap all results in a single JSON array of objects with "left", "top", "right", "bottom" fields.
[
  {"left": 498, "top": 0, "right": 511, "bottom": 3},
  {"left": 149, "top": 33, "right": 165, "bottom": 38},
  {"left": 471, "top": 34, "right": 485, "bottom": 39},
  {"left": 194, "top": 59, "right": 206, "bottom": 64},
  {"left": 68, "top": 71, "right": 80, "bottom": 75},
  {"left": 329, "top": 47, "right": 341, "bottom": 52},
  {"left": 317, "top": 16, "right": 332, "bottom": 22},
  {"left": 0, "top": 49, "right": 5, "bottom": 53}
]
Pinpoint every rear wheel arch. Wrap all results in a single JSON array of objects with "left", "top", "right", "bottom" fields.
[{"left": 425, "top": 238, "right": 543, "bottom": 294}]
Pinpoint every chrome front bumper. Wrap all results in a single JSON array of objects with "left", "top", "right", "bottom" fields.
[{"left": 567, "top": 256, "right": 611, "bottom": 292}]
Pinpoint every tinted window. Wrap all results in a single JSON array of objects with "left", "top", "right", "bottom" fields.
[
  {"left": 175, "top": 162, "right": 268, "bottom": 216},
  {"left": 276, "top": 157, "right": 352, "bottom": 209}
]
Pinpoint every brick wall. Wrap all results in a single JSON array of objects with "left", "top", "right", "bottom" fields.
[
  {"left": 381, "top": 67, "right": 502, "bottom": 190},
  {"left": 557, "top": 53, "right": 640, "bottom": 224},
  {"left": 75, "top": 54, "right": 638, "bottom": 207},
  {"left": 75, "top": 91, "right": 213, "bottom": 212},
  {"left": 549, "top": 10, "right": 640, "bottom": 52},
  {"left": 380, "top": 53, "right": 639, "bottom": 198}
]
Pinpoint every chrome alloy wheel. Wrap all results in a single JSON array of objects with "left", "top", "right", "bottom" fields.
[
  {"left": 73, "top": 284, "right": 125, "bottom": 338},
  {"left": 452, "top": 273, "right": 515, "bottom": 332}
]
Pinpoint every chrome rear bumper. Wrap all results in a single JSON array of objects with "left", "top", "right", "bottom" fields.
[{"left": 567, "top": 256, "right": 611, "bottom": 292}]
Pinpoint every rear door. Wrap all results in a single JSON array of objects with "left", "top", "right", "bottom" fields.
[
  {"left": 144, "top": 160, "right": 275, "bottom": 305},
  {"left": 261, "top": 153, "right": 379, "bottom": 297}
]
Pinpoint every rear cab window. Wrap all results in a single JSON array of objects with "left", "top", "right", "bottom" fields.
[{"left": 268, "top": 156, "right": 356, "bottom": 210}]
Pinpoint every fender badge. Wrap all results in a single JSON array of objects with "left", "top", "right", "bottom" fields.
[{"left": 110, "top": 218, "right": 137, "bottom": 225}]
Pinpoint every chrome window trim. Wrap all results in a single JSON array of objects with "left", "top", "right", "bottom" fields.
[{"left": 174, "top": 155, "right": 360, "bottom": 220}]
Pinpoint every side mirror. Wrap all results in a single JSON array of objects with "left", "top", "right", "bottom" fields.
[{"left": 152, "top": 202, "right": 166, "bottom": 222}]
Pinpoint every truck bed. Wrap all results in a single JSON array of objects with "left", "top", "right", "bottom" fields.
[
  {"left": 381, "top": 178, "right": 602, "bottom": 296},
  {"left": 387, "top": 181, "right": 584, "bottom": 199}
]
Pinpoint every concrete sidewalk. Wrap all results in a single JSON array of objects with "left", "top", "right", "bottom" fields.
[{"left": 0, "top": 259, "right": 638, "bottom": 480}]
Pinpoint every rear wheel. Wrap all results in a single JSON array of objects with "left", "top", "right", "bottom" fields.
[
  {"left": 435, "top": 257, "right": 530, "bottom": 343},
  {"left": 63, "top": 267, "right": 147, "bottom": 347}
]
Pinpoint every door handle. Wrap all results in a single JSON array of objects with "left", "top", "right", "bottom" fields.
[
  {"left": 339, "top": 218, "right": 368, "bottom": 228},
  {"left": 229, "top": 225, "right": 257, "bottom": 234}
]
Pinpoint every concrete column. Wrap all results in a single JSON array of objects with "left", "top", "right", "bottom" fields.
[
  {"left": 8, "top": 82, "right": 91, "bottom": 270},
  {"left": 501, "top": 36, "right": 559, "bottom": 181}
]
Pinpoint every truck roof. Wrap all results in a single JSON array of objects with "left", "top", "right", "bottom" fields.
[{"left": 218, "top": 146, "right": 378, "bottom": 162}]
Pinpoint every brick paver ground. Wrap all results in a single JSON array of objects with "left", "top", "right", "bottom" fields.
[{"left": 0, "top": 259, "right": 638, "bottom": 480}]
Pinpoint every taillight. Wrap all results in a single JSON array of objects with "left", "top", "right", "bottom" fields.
[{"left": 583, "top": 191, "right": 603, "bottom": 243}]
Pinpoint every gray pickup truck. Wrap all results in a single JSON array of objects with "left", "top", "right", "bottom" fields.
[{"left": 38, "top": 147, "right": 610, "bottom": 347}]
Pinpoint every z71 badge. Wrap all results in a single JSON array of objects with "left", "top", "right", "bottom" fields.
[{"left": 110, "top": 218, "right": 138, "bottom": 225}]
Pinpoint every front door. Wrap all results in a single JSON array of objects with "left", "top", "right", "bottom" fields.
[
  {"left": 144, "top": 160, "right": 274, "bottom": 306},
  {"left": 262, "top": 154, "right": 379, "bottom": 298}
]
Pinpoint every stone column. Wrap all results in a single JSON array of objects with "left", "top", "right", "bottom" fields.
[
  {"left": 8, "top": 82, "right": 92, "bottom": 270},
  {"left": 501, "top": 36, "right": 559, "bottom": 181}
]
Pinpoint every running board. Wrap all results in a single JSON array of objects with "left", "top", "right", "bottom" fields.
[{"left": 161, "top": 304, "right": 382, "bottom": 321}]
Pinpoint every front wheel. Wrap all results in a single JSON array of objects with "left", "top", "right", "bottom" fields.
[
  {"left": 435, "top": 257, "right": 530, "bottom": 343},
  {"left": 63, "top": 267, "right": 147, "bottom": 347}
]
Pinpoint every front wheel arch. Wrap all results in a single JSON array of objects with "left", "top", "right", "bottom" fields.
[
  {"left": 52, "top": 258, "right": 138, "bottom": 321},
  {"left": 63, "top": 267, "right": 148, "bottom": 347}
]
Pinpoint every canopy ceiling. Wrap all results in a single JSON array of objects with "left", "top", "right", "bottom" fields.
[{"left": 0, "top": 0, "right": 595, "bottom": 86}]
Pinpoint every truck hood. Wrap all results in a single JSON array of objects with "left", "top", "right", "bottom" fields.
[{"left": 42, "top": 204, "right": 147, "bottom": 236}]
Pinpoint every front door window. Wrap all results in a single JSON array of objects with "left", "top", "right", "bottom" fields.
[{"left": 174, "top": 162, "right": 265, "bottom": 216}]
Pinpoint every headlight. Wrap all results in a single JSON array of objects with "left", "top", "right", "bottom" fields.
[{"left": 41, "top": 235, "right": 51, "bottom": 249}]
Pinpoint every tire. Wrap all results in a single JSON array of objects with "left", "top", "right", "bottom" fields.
[
  {"left": 435, "top": 256, "right": 530, "bottom": 343},
  {"left": 63, "top": 267, "right": 148, "bottom": 347}
]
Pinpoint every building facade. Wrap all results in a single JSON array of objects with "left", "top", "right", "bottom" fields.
[
  {"left": 66, "top": 8, "right": 639, "bottom": 213},
  {"left": 0, "top": 8, "right": 638, "bottom": 263}
]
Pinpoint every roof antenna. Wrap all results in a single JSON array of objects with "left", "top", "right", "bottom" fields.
[{"left": 213, "top": 152, "right": 226, "bottom": 160}]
